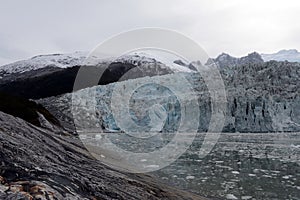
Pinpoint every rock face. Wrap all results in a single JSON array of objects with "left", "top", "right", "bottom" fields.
[
  {"left": 0, "top": 92, "right": 61, "bottom": 129},
  {"left": 39, "top": 60, "right": 300, "bottom": 133},
  {"left": 0, "top": 111, "right": 204, "bottom": 200}
]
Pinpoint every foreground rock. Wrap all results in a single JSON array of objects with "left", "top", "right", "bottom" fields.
[{"left": 0, "top": 111, "right": 205, "bottom": 200}]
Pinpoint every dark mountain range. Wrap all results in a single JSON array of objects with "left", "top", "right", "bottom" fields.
[{"left": 210, "top": 52, "right": 264, "bottom": 68}]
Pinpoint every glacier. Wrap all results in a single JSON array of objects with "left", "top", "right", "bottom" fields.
[{"left": 39, "top": 59, "right": 300, "bottom": 134}]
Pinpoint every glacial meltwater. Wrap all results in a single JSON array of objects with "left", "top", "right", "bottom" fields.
[
  {"left": 81, "top": 132, "right": 300, "bottom": 199},
  {"left": 151, "top": 132, "right": 300, "bottom": 200}
]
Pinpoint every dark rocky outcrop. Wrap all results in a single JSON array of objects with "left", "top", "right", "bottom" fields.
[
  {"left": 0, "top": 92, "right": 60, "bottom": 128},
  {"left": 0, "top": 111, "right": 205, "bottom": 200},
  {"left": 0, "top": 66, "right": 81, "bottom": 99}
]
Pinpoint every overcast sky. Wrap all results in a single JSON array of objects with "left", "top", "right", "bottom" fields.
[{"left": 1, "top": 0, "right": 300, "bottom": 65}]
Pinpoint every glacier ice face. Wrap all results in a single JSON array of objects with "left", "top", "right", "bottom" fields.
[
  {"left": 71, "top": 72, "right": 208, "bottom": 173},
  {"left": 71, "top": 73, "right": 201, "bottom": 134}
]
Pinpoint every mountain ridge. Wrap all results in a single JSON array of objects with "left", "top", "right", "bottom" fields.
[
  {"left": 1, "top": 49, "right": 300, "bottom": 78},
  {"left": 211, "top": 52, "right": 264, "bottom": 68},
  {"left": 261, "top": 49, "right": 300, "bottom": 62}
]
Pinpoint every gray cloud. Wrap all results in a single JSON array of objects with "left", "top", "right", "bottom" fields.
[{"left": 0, "top": 0, "right": 299, "bottom": 65}]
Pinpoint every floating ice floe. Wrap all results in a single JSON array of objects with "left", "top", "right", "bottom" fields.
[
  {"left": 241, "top": 196, "right": 253, "bottom": 200},
  {"left": 226, "top": 194, "right": 238, "bottom": 199},
  {"left": 186, "top": 175, "right": 195, "bottom": 180},
  {"left": 145, "top": 165, "right": 160, "bottom": 169},
  {"left": 282, "top": 175, "right": 290, "bottom": 179}
]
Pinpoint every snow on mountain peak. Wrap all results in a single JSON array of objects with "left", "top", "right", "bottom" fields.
[
  {"left": 120, "top": 50, "right": 192, "bottom": 73},
  {"left": 0, "top": 50, "right": 193, "bottom": 79},
  {"left": 261, "top": 49, "right": 300, "bottom": 62},
  {"left": 0, "top": 52, "right": 87, "bottom": 76}
]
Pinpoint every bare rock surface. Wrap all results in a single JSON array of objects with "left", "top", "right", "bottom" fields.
[{"left": 0, "top": 111, "right": 205, "bottom": 200}]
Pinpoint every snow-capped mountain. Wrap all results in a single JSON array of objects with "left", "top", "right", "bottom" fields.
[
  {"left": 123, "top": 50, "right": 192, "bottom": 73},
  {"left": 0, "top": 51, "right": 195, "bottom": 99},
  {"left": 261, "top": 49, "right": 300, "bottom": 62},
  {"left": 210, "top": 49, "right": 300, "bottom": 68},
  {"left": 0, "top": 50, "right": 193, "bottom": 79},
  {"left": 0, "top": 52, "right": 86, "bottom": 77}
]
